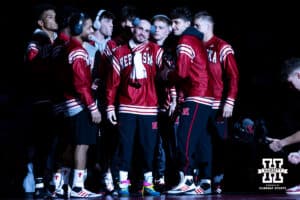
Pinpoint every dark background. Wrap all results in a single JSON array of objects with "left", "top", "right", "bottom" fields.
[{"left": 1, "top": 0, "right": 300, "bottom": 196}]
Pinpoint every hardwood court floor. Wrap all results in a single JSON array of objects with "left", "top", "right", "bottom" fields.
[
  {"left": 44, "top": 194, "right": 299, "bottom": 200},
  {"left": 15, "top": 191, "right": 300, "bottom": 200}
]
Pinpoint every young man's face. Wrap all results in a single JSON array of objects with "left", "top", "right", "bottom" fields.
[
  {"left": 152, "top": 20, "right": 171, "bottom": 42},
  {"left": 81, "top": 18, "right": 94, "bottom": 41},
  {"left": 99, "top": 17, "right": 114, "bottom": 37},
  {"left": 133, "top": 19, "right": 151, "bottom": 44},
  {"left": 193, "top": 18, "right": 209, "bottom": 35},
  {"left": 39, "top": 9, "right": 58, "bottom": 31},
  {"left": 171, "top": 18, "right": 190, "bottom": 36}
]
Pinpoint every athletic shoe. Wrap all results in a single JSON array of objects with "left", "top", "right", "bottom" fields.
[
  {"left": 286, "top": 184, "right": 300, "bottom": 195},
  {"left": 34, "top": 177, "right": 45, "bottom": 198},
  {"left": 143, "top": 181, "right": 160, "bottom": 196},
  {"left": 154, "top": 176, "right": 166, "bottom": 192},
  {"left": 70, "top": 187, "right": 103, "bottom": 198},
  {"left": 185, "top": 185, "right": 205, "bottom": 195},
  {"left": 51, "top": 184, "right": 71, "bottom": 198},
  {"left": 185, "top": 179, "right": 211, "bottom": 195},
  {"left": 118, "top": 180, "right": 131, "bottom": 197},
  {"left": 51, "top": 187, "right": 64, "bottom": 197},
  {"left": 166, "top": 171, "right": 184, "bottom": 192},
  {"left": 213, "top": 174, "right": 224, "bottom": 194},
  {"left": 167, "top": 177, "right": 196, "bottom": 195},
  {"left": 111, "top": 190, "right": 118, "bottom": 196},
  {"left": 63, "top": 184, "right": 71, "bottom": 198},
  {"left": 199, "top": 179, "right": 212, "bottom": 194},
  {"left": 214, "top": 184, "right": 222, "bottom": 194}
]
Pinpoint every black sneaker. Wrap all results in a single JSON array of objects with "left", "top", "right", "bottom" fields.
[
  {"left": 34, "top": 177, "right": 45, "bottom": 199},
  {"left": 154, "top": 176, "right": 166, "bottom": 192}
]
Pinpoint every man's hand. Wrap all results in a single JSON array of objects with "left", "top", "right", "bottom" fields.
[
  {"left": 288, "top": 151, "right": 300, "bottom": 165},
  {"left": 91, "top": 109, "right": 102, "bottom": 124},
  {"left": 223, "top": 103, "right": 233, "bottom": 118},
  {"left": 169, "top": 100, "right": 177, "bottom": 116},
  {"left": 107, "top": 110, "right": 117, "bottom": 125},
  {"left": 266, "top": 137, "right": 283, "bottom": 152}
]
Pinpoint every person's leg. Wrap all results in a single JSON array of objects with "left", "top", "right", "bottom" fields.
[
  {"left": 117, "top": 113, "right": 137, "bottom": 196},
  {"left": 138, "top": 115, "right": 160, "bottom": 196},
  {"left": 211, "top": 109, "right": 228, "bottom": 194},
  {"left": 168, "top": 102, "right": 211, "bottom": 195},
  {"left": 69, "top": 110, "right": 102, "bottom": 198}
]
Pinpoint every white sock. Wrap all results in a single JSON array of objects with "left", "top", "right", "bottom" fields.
[
  {"left": 144, "top": 171, "right": 153, "bottom": 184},
  {"left": 104, "top": 171, "right": 114, "bottom": 191},
  {"left": 105, "top": 171, "right": 113, "bottom": 179},
  {"left": 72, "top": 169, "right": 85, "bottom": 188},
  {"left": 52, "top": 172, "right": 62, "bottom": 189},
  {"left": 119, "top": 170, "right": 128, "bottom": 182}
]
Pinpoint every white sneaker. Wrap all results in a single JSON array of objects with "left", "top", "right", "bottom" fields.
[
  {"left": 185, "top": 185, "right": 205, "bottom": 195},
  {"left": 286, "top": 184, "right": 300, "bottom": 195},
  {"left": 54, "top": 187, "right": 64, "bottom": 196},
  {"left": 167, "top": 177, "right": 196, "bottom": 195},
  {"left": 168, "top": 171, "right": 184, "bottom": 189},
  {"left": 199, "top": 179, "right": 212, "bottom": 194},
  {"left": 185, "top": 179, "right": 211, "bottom": 195},
  {"left": 70, "top": 187, "right": 103, "bottom": 198},
  {"left": 167, "top": 172, "right": 184, "bottom": 192}
]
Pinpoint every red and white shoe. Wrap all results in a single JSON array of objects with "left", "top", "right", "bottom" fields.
[
  {"left": 70, "top": 187, "right": 103, "bottom": 198},
  {"left": 286, "top": 184, "right": 300, "bottom": 195},
  {"left": 185, "top": 185, "right": 205, "bottom": 195},
  {"left": 167, "top": 177, "right": 196, "bottom": 195},
  {"left": 185, "top": 179, "right": 211, "bottom": 195}
]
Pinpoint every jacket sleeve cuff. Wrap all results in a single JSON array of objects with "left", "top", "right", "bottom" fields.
[
  {"left": 88, "top": 102, "right": 98, "bottom": 112},
  {"left": 107, "top": 105, "right": 115, "bottom": 112},
  {"left": 225, "top": 98, "right": 235, "bottom": 108}
]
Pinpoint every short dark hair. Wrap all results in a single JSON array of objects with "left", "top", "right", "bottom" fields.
[
  {"left": 33, "top": 3, "right": 56, "bottom": 22},
  {"left": 101, "top": 10, "right": 115, "bottom": 20},
  {"left": 68, "top": 12, "right": 90, "bottom": 36},
  {"left": 170, "top": 6, "right": 192, "bottom": 23},
  {"left": 151, "top": 14, "right": 172, "bottom": 26},
  {"left": 95, "top": 10, "right": 116, "bottom": 22}
]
